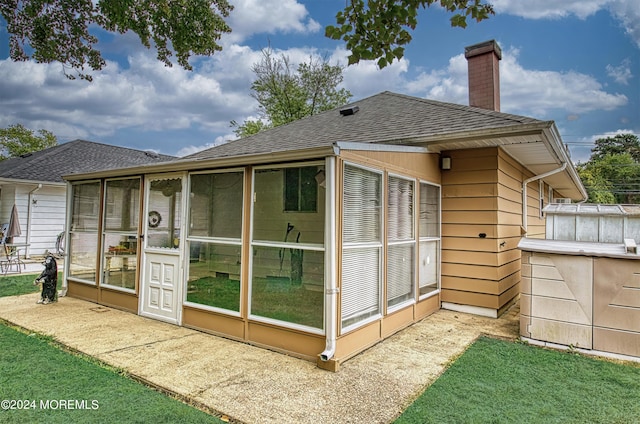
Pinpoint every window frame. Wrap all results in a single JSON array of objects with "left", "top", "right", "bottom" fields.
[
  {"left": 386, "top": 173, "right": 417, "bottom": 313},
  {"left": 418, "top": 180, "right": 441, "bottom": 300},
  {"left": 183, "top": 168, "right": 245, "bottom": 316},
  {"left": 249, "top": 161, "right": 327, "bottom": 334},
  {"left": 100, "top": 177, "right": 141, "bottom": 293},
  {"left": 67, "top": 180, "right": 102, "bottom": 286},
  {"left": 340, "top": 162, "right": 384, "bottom": 333}
]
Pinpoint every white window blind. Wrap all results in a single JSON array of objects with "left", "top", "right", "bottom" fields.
[
  {"left": 387, "top": 244, "right": 414, "bottom": 306},
  {"left": 419, "top": 182, "right": 440, "bottom": 297},
  {"left": 343, "top": 165, "right": 381, "bottom": 243},
  {"left": 387, "top": 176, "right": 414, "bottom": 241},
  {"left": 419, "top": 183, "right": 440, "bottom": 238},
  {"left": 387, "top": 176, "right": 415, "bottom": 309},
  {"left": 341, "top": 248, "right": 380, "bottom": 325},
  {"left": 341, "top": 164, "right": 382, "bottom": 328}
]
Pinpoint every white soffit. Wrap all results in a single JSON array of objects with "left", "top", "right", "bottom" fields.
[
  {"left": 425, "top": 133, "right": 557, "bottom": 169},
  {"left": 423, "top": 131, "right": 584, "bottom": 200}
]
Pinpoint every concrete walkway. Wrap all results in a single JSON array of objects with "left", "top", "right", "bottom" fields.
[{"left": 0, "top": 293, "right": 519, "bottom": 423}]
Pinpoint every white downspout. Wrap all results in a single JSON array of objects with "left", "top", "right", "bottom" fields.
[
  {"left": 522, "top": 163, "right": 566, "bottom": 233},
  {"left": 320, "top": 156, "right": 338, "bottom": 362},
  {"left": 26, "top": 183, "right": 42, "bottom": 258}
]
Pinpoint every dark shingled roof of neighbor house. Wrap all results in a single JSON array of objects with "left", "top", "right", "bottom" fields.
[
  {"left": 184, "top": 91, "right": 544, "bottom": 161},
  {"left": 0, "top": 139, "right": 175, "bottom": 183}
]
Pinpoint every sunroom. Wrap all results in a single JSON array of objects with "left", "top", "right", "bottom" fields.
[{"left": 63, "top": 144, "right": 442, "bottom": 370}]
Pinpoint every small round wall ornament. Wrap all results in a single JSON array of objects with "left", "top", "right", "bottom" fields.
[{"left": 148, "top": 211, "right": 162, "bottom": 228}]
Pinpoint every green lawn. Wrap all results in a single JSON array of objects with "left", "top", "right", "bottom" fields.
[
  {"left": 4, "top": 274, "right": 640, "bottom": 423},
  {"left": 0, "top": 272, "right": 49, "bottom": 297},
  {"left": 0, "top": 324, "right": 224, "bottom": 423},
  {"left": 395, "top": 336, "right": 640, "bottom": 423},
  {"left": 187, "top": 275, "right": 323, "bottom": 328}
]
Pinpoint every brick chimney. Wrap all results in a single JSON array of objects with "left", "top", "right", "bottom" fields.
[{"left": 465, "top": 40, "right": 502, "bottom": 111}]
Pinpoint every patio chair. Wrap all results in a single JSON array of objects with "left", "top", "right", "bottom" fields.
[{"left": 1, "top": 243, "right": 25, "bottom": 275}]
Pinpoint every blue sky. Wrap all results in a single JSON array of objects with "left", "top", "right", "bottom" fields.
[{"left": 0, "top": 0, "right": 638, "bottom": 163}]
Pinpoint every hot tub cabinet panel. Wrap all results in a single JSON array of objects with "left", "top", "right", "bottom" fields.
[
  {"left": 593, "top": 258, "right": 640, "bottom": 357},
  {"left": 519, "top": 239, "right": 640, "bottom": 359},
  {"left": 520, "top": 251, "right": 593, "bottom": 349}
]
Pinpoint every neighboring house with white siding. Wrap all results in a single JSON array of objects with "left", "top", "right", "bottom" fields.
[{"left": 0, "top": 140, "right": 174, "bottom": 257}]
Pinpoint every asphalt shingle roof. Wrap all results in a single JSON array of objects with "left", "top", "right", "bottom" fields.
[
  {"left": 185, "top": 91, "right": 543, "bottom": 161},
  {"left": 0, "top": 139, "right": 175, "bottom": 183}
]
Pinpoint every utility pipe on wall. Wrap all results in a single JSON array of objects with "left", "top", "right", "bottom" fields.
[
  {"left": 26, "top": 183, "right": 42, "bottom": 258},
  {"left": 320, "top": 156, "right": 338, "bottom": 362},
  {"left": 522, "top": 163, "right": 566, "bottom": 234}
]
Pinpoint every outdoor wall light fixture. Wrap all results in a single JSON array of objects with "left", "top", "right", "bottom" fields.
[{"left": 441, "top": 156, "right": 452, "bottom": 170}]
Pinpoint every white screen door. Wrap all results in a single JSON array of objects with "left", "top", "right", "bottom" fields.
[{"left": 139, "top": 174, "right": 185, "bottom": 324}]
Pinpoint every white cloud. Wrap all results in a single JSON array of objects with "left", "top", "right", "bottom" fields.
[
  {"left": 492, "top": 0, "right": 640, "bottom": 47},
  {"left": 0, "top": 45, "right": 259, "bottom": 152},
  {"left": 606, "top": 59, "right": 633, "bottom": 85},
  {"left": 0, "top": 36, "right": 361, "bottom": 156},
  {"left": 491, "top": 0, "right": 610, "bottom": 19},
  {"left": 1, "top": 1, "right": 633, "bottom": 159},
  {"left": 329, "top": 47, "right": 410, "bottom": 99},
  {"left": 398, "top": 48, "right": 628, "bottom": 119},
  {"left": 409, "top": 54, "right": 469, "bottom": 105},
  {"left": 224, "top": 0, "right": 320, "bottom": 43},
  {"left": 0, "top": 38, "right": 630, "bottom": 157},
  {"left": 176, "top": 134, "right": 234, "bottom": 157},
  {"left": 609, "top": 0, "right": 640, "bottom": 48},
  {"left": 500, "top": 50, "right": 628, "bottom": 116}
]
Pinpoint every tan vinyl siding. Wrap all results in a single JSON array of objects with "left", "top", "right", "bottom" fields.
[
  {"left": 443, "top": 272, "right": 519, "bottom": 295},
  {"left": 339, "top": 150, "right": 440, "bottom": 183},
  {"left": 441, "top": 147, "right": 539, "bottom": 313}
]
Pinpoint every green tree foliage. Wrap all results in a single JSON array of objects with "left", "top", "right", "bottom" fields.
[
  {"left": 577, "top": 134, "right": 640, "bottom": 204},
  {"left": 1, "top": 1, "right": 491, "bottom": 80},
  {"left": 590, "top": 133, "right": 640, "bottom": 162},
  {"left": 0, "top": 0, "right": 233, "bottom": 80},
  {"left": 232, "top": 48, "right": 352, "bottom": 138},
  {"left": 0, "top": 124, "right": 58, "bottom": 160},
  {"left": 325, "top": 0, "right": 494, "bottom": 68}
]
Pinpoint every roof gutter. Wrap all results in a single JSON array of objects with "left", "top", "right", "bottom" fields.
[
  {"left": 541, "top": 124, "right": 588, "bottom": 202},
  {"left": 402, "top": 121, "right": 557, "bottom": 148},
  {"left": 0, "top": 177, "right": 65, "bottom": 187},
  {"left": 521, "top": 123, "right": 586, "bottom": 234},
  {"left": 63, "top": 146, "right": 337, "bottom": 181},
  {"left": 522, "top": 163, "right": 566, "bottom": 234}
]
